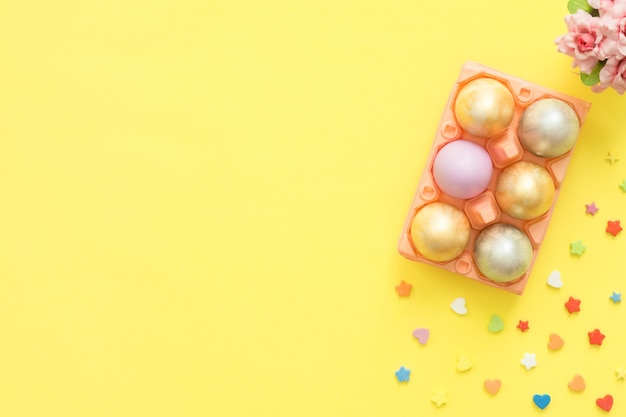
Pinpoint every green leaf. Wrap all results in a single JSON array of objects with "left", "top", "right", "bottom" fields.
[
  {"left": 580, "top": 61, "right": 605, "bottom": 86},
  {"left": 567, "top": 0, "right": 594, "bottom": 14}
]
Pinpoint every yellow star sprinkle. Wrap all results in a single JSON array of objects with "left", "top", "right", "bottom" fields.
[
  {"left": 606, "top": 151, "right": 619, "bottom": 165},
  {"left": 431, "top": 390, "right": 447, "bottom": 407},
  {"left": 616, "top": 366, "right": 626, "bottom": 380}
]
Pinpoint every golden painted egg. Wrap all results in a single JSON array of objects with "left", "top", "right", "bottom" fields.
[
  {"left": 410, "top": 202, "right": 470, "bottom": 262},
  {"left": 454, "top": 78, "right": 515, "bottom": 138}
]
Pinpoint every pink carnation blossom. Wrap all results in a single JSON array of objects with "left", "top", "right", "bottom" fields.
[
  {"left": 592, "top": 56, "right": 626, "bottom": 93},
  {"left": 556, "top": 10, "right": 606, "bottom": 73}
]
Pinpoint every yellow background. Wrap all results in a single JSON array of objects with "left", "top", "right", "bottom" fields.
[{"left": 2, "top": 0, "right": 626, "bottom": 416}]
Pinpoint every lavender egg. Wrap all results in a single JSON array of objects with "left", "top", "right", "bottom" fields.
[
  {"left": 433, "top": 140, "right": 493, "bottom": 200},
  {"left": 518, "top": 98, "right": 580, "bottom": 158},
  {"left": 473, "top": 223, "right": 533, "bottom": 283},
  {"left": 410, "top": 202, "right": 471, "bottom": 263}
]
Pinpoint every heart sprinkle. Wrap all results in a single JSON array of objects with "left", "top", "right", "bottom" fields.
[
  {"left": 484, "top": 379, "right": 501, "bottom": 395},
  {"left": 547, "top": 270, "right": 563, "bottom": 288},
  {"left": 547, "top": 333, "right": 564, "bottom": 350},
  {"left": 450, "top": 297, "right": 467, "bottom": 315},
  {"left": 456, "top": 354, "right": 472, "bottom": 372},
  {"left": 567, "top": 374, "right": 585, "bottom": 392},
  {"left": 596, "top": 395, "right": 613, "bottom": 412},
  {"left": 487, "top": 314, "right": 504, "bottom": 333},
  {"left": 412, "top": 328, "right": 429, "bottom": 345},
  {"left": 533, "top": 394, "right": 551, "bottom": 410}
]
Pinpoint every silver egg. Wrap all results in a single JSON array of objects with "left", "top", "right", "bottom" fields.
[
  {"left": 473, "top": 223, "right": 533, "bottom": 283},
  {"left": 518, "top": 98, "right": 580, "bottom": 158}
]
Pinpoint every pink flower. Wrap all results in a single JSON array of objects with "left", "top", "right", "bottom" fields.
[
  {"left": 601, "top": 3, "right": 626, "bottom": 55},
  {"left": 592, "top": 56, "right": 626, "bottom": 93},
  {"left": 556, "top": 10, "right": 606, "bottom": 73},
  {"left": 589, "top": 0, "right": 626, "bottom": 16}
]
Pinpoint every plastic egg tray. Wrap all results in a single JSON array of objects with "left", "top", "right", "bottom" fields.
[{"left": 398, "top": 62, "right": 591, "bottom": 294}]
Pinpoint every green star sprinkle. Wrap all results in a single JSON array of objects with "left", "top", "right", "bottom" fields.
[
  {"left": 570, "top": 240, "right": 586, "bottom": 256},
  {"left": 620, "top": 179, "right": 626, "bottom": 192}
]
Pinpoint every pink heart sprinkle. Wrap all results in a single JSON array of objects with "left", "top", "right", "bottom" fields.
[{"left": 412, "top": 328, "right": 429, "bottom": 345}]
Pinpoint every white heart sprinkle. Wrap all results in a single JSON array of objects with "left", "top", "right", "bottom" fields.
[
  {"left": 450, "top": 297, "right": 467, "bottom": 315},
  {"left": 547, "top": 270, "right": 563, "bottom": 289}
]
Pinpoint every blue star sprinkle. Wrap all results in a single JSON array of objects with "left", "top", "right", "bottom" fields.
[
  {"left": 610, "top": 292, "right": 622, "bottom": 303},
  {"left": 395, "top": 366, "right": 410, "bottom": 382}
]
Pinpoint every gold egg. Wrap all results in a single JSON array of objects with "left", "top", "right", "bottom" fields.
[
  {"left": 473, "top": 223, "right": 533, "bottom": 283},
  {"left": 495, "top": 161, "right": 555, "bottom": 220},
  {"left": 454, "top": 78, "right": 515, "bottom": 138},
  {"left": 518, "top": 98, "right": 580, "bottom": 158},
  {"left": 410, "top": 202, "right": 470, "bottom": 263}
]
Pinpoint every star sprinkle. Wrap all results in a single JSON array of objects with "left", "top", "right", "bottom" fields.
[
  {"left": 565, "top": 296, "right": 581, "bottom": 313},
  {"left": 521, "top": 352, "right": 537, "bottom": 370},
  {"left": 431, "top": 390, "right": 447, "bottom": 407},
  {"left": 620, "top": 179, "right": 626, "bottom": 192},
  {"left": 585, "top": 202, "right": 599, "bottom": 215},
  {"left": 610, "top": 292, "right": 622, "bottom": 303},
  {"left": 588, "top": 329, "right": 605, "bottom": 345},
  {"left": 570, "top": 240, "right": 586, "bottom": 256},
  {"left": 616, "top": 366, "right": 626, "bottom": 380},
  {"left": 395, "top": 366, "right": 410, "bottom": 382},
  {"left": 606, "top": 151, "right": 619, "bottom": 164},
  {"left": 606, "top": 220, "right": 623, "bottom": 236},
  {"left": 395, "top": 280, "right": 412, "bottom": 297},
  {"left": 517, "top": 320, "right": 530, "bottom": 332}
]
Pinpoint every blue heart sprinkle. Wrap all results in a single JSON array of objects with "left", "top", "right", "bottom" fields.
[{"left": 533, "top": 394, "right": 551, "bottom": 409}]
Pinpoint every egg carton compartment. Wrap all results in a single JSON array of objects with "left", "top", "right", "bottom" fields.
[{"left": 398, "top": 62, "right": 591, "bottom": 295}]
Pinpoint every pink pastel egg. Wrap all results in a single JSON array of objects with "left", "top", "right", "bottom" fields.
[{"left": 433, "top": 140, "right": 493, "bottom": 199}]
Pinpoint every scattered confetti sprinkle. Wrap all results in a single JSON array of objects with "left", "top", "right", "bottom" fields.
[
  {"left": 586, "top": 202, "right": 599, "bottom": 215},
  {"left": 487, "top": 314, "right": 504, "bottom": 333},
  {"left": 547, "top": 270, "right": 563, "bottom": 288},
  {"left": 606, "top": 151, "right": 620, "bottom": 164},
  {"left": 616, "top": 367, "right": 626, "bottom": 380},
  {"left": 456, "top": 354, "right": 472, "bottom": 372},
  {"left": 484, "top": 379, "right": 501, "bottom": 395},
  {"left": 395, "top": 366, "right": 410, "bottom": 382},
  {"left": 450, "top": 297, "right": 467, "bottom": 315},
  {"left": 596, "top": 394, "right": 613, "bottom": 412},
  {"left": 412, "top": 328, "right": 429, "bottom": 345},
  {"left": 570, "top": 240, "right": 586, "bottom": 256},
  {"left": 431, "top": 390, "right": 447, "bottom": 407},
  {"left": 533, "top": 394, "right": 551, "bottom": 410},
  {"left": 565, "top": 296, "right": 581, "bottom": 313},
  {"left": 516, "top": 320, "right": 530, "bottom": 332},
  {"left": 606, "top": 220, "right": 623, "bottom": 236},
  {"left": 548, "top": 333, "right": 565, "bottom": 350},
  {"left": 620, "top": 179, "right": 626, "bottom": 192},
  {"left": 521, "top": 352, "right": 537, "bottom": 370},
  {"left": 568, "top": 374, "right": 585, "bottom": 392},
  {"left": 395, "top": 280, "right": 412, "bottom": 297},
  {"left": 610, "top": 292, "right": 622, "bottom": 303},
  {"left": 588, "top": 329, "right": 606, "bottom": 346}
]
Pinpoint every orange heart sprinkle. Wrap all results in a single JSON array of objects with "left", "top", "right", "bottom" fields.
[
  {"left": 548, "top": 333, "right": 564, "bottom": 350},
  {"left": 568, "top": 374, "right": 585, "bottom": 392},
  {"left": 484, "top": 379, "right": 501, "bottom": 395}
]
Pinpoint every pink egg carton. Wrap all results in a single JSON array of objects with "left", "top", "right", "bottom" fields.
[{"left": 398, "top": 62, "right": 591, "bottom": 294}]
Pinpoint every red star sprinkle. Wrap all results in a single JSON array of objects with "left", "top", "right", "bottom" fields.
[
  {"left": 606, "top": 220, "right": 622, "bottom": 236},
  {"left": 588, "top": 329, "right": 606, "bottom": 345},
  {"left": 516, "top": 320, "right": 530, "bottom": 332},
  {"left": 565, "top": 296, "right": 581, "bottom": 313},
  {"left": 395, "top": 280, "right": 412, "bottom": 297}
]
